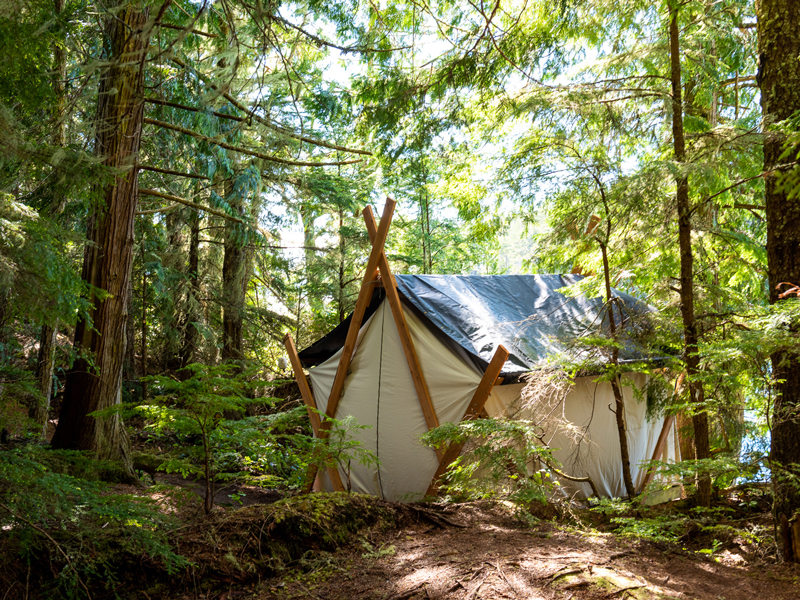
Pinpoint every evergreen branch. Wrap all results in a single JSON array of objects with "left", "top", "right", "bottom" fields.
[
  {"left": 269, "top": 12, "right": 409, "bottom": 54},
  {"left": 142, "top": 118, "right": 364, "bottom": 167},
  {"left": 146, "top": 97, "right": 247, "bottom": 122},
  {"left": 167, "top": 56, "right": 372, "bottom": 156},
  {"left": 138, "top": 164, "right": 209, "bottom": 180},
  {"left": 156, "top": 22, "right": 217, "bottom": 38},
  {"left": 690, "top": 160, "right": 800, "bottom": 216},
  {"left": 137, "top": 188, "right": 270, "bottom": 239}
]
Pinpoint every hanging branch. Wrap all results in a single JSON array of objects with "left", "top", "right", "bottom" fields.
[
  {"left": 145, "top": 98, "right": 243, "bottom": 121},
  {"left": 268, "top": 12, "right": 410, "bottom": 54},
  {"left": 138, "top": 164, "right": 210, "bottom": 180},
  {"left": 167, "top": 56, "right": 373, "bottom": 156},
  {"left": 142, "top": 117, "right": 364, "bottom": 167},
  {"left": 156, "top": 22, "right": 218, "bottom": 38},
  {"left": 137, "top": 188, "right": 271, "bottom": 238}
]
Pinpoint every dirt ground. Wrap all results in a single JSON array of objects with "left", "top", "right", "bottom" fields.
[{"left": 250, "top": 502, "right": 800, "bottom": 600}]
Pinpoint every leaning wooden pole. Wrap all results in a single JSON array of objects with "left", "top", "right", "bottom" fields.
[
  {"left": 298, "top": 200, "right": 395, "bottom": 491},
  {"left": 426, "top": 345, "right": 509, "bottom": 497},
  {"left": 323, "top": 199, "right": 395, "bottom": 423},
  {"left": 283, "top": 334, "right": 344, "bottom": 491},
  {"left": 363, "top": 206, "right": 443, "bottom": 460}
]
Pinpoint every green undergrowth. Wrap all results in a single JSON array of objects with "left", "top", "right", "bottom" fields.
[
  {"left": 584, "top": 486, "right": 774, "bottom": 558},
  {"left": 1, "top": 445, "right": 408, "bottom": 599},
  {"left": 0, "top": 446, "right": 188, "bottom": 599}
]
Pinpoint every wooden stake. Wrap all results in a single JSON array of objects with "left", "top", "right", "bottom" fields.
[
  {"left": 426, "top": 345, "right": 509, "bottom": 497},
  {"left": 363, "top": 206, "right": 443, "bottom": 461},
  {"left": 283, "top": 333, "right": 344, "bottom": 492}
]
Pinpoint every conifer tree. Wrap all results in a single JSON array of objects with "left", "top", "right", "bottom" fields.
[{"left": 757, "top": 0, "right": 800, "bottom": 563}]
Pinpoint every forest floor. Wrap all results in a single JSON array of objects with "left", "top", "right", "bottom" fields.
[
  {"left": 4, "top": 423, "right": 798, "bottom": 599},
  {"left": 243, "top": 501, "right": 799, "bottom": 600},
  {"left": 110, "top": 477, "right": 800, "bottom": 600}
]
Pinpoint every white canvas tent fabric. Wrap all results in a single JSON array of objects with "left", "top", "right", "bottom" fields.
[{"left": 307, "top": 300, "right": 679, "bottom": 501}]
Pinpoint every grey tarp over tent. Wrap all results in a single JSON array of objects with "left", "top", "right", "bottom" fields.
[{"left": 299, "top": 274, "right": 679, "bottom": 500}]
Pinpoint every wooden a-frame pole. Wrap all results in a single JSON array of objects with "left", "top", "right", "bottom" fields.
[
  {"left": 299, "top": 199, "right": 395, "bottom": 492},
  {"left": 283, "top": 333, "right": 344, "bottom": 491},
  {"left": 363, "top": 206, "right": 443, "bottom": 461},
  {"left": 323, "top": 199, "right": 395, "bottom": 421},
  {"left": 639, "top": 415, "right": 676, "bottom": 493},
  {"left": 426, "top": 345, "right": 509, "bottom": 497}
]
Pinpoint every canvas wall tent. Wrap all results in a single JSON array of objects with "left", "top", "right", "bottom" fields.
[{"left": 283, "top": 200, "right": 679, "bottom": 502}]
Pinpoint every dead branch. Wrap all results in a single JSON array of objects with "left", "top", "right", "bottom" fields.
[
  {"left": 156, "top": 22, "right": 217, "bottom": 38},
  {"left": 137, "top": 188, "right": 271, "bottom": 239}
]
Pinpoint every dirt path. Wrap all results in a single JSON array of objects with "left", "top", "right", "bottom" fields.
[{"left": 261, "top": 503, "right": 799, "bottom": 600}]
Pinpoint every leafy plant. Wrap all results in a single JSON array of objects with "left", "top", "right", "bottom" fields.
[
  {"left": 308, "top": 413, "right": 381, "bottom": 492},
  {"left": 421, "top": 418, "right": 559, "bottom": 505},
  {"left": 140, "top": 363, "right": 270, "bottom": 514}
]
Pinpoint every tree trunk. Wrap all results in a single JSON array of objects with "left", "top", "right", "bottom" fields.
[
  {"left": 141, "top": 245, "right": 148, "bottom": 402},
  {"left": 164, "top": 207, "right": 186, "bottom": 371},
  {"left": 221, "top": 180, "right": 246, "bottom": 363},
  {"left": 179, "top": 208, "right": 202, "bottom": 374},
  {"left": 337, "top": 207, "right": 347, "bottom": 323},
  {"left": 757, "top": 0, "right": 800, "bottom": 562},
  {"left": 51, "top": 3, "right": 150, "bottom": 475},
  {"left": 123, "top": 278, "right": 137, "bottom": 387},
  {"left": 599, "top": 241, "right": 635, "bottom": 497},
  {"left": 668, "top": 2, "right": 711, "bottom": 507},
  {"left": 32, "top": 326, "right": 57, "bottom": 437}
]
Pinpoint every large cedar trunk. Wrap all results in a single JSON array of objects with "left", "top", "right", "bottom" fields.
[
  {"left": 51, "top": 4, "right": 150, "bottom": 472},
  {"left": 669, "top": 5, "right": 711, "bottom": 507},
  {"left": 757, "top": 0, "right": 800, "bottom": 562}
]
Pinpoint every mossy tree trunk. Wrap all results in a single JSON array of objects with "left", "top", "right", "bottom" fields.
[
  {"left": 51, "top": 2, "right": 150, "bottom": 474},
  {"left": 757, "top": 0, "right": 800, "bottom": 563},
  {"left": 222, "top": 180, "right": 247, "bottom": 363}
]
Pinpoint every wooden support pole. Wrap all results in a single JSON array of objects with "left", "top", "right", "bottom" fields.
[
  {"left": 283, "top": 333, "right": 344, "bottom": 492},
  {"left": 639, "top": 415, "right": 676, "bottom": 493},
  {"left": 363, "top": 206, "right": 443, "bottom": 461},
  {"left": 426, "top": 345, "right": 510, "bottom": 497},
  {"left": 323, "top": 199, "right": 395, "bottom": 423}
]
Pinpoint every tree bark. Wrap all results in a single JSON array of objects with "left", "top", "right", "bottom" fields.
[
  {"left": 221, "top": 180, "right": 247, "bottom": 363},
  {"left": 669, "top": 2, "right": 711, "bottom": 507},
  {"left": 32, "top": 326, "right": 57, "bottom": 437},
  {"left": 757, "top": 0, "right": 800, "bottom": 562},
  {"left": 51, "top": 3, "right": 150, "bottom": 474},
  {"left": 179, "top": 208, "right": 202, "bottom": 374},
  {"left": 599, "top": 240, "right": 635, "bottom": 497},
  {"left": 164, "top": 208, "right": 186, "bottom": 371}
]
